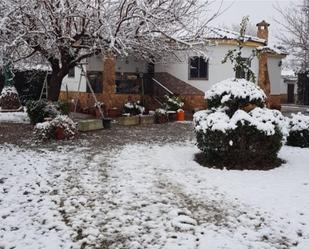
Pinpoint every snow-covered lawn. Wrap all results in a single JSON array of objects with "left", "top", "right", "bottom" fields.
[{"left": 1, "top": 140, "right": 309, "bottom": 249}]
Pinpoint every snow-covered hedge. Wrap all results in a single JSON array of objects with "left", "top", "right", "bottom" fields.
[
  {"left": 0, "top": 86, "right": 22, "bottom": 110},
  {"left": 194, "top": 78, "right": 283, "bottom": 170},
  {"left": 194, "top": 109, "right": 283, "bottom": 169},
  {"left": 287, "top": 113, "right": 309, "bottom": 148},
  {"left": 195, "top": 108, "right": 285, "bottom": 136},
  {"left": 164, "top": 95, "right": 184, "bottom": 112},
  {"left": 34, "top": 115, "right": 77, "bottom": 140},
  {"left": 206, "top": 78, "right": 266, "bottom": 116}
]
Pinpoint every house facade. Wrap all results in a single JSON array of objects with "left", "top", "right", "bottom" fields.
[{"left": 60, "top": 20, "right": 286, "bottom": 113}]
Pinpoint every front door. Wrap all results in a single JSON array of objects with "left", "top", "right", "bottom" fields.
[{"left": 287, "top": 84, "right": 295, "bottom": 103}]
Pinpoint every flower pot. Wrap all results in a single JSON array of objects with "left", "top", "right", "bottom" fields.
[
  {"left": 55, "top": 127, "right": 66, "bottom": 140},
  {"left": 155, "top": 115, "right": 168, "bottom": 124},
  {"left": 167, "top": 111, "right": 177, "bottom": 122},
  {"left": 177, "top": 110, "right": 185, "bottom": 121},
  {"left": 102, "top": 118, "right": 112, "bottom": 129},
  {"left": 108, "top": 108, "right": 122, "bottom": 118}
]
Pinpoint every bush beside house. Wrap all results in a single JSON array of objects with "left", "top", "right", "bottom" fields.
[{"left": 194, "top": 78, "right": 284, "bottom": 170}]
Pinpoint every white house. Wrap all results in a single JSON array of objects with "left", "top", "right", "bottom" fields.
[{"left": 60, "top": 20, "right": 287, "bottom": 112}]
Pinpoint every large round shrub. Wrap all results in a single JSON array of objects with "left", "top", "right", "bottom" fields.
[
  {"left": 194, "top": 109, "right": 283, "bottom": 170},
  {"left": 287, "top": 113, "right": 309, "bottom": 148},
  {"left": 205, "top": 78, "right": 266, "bottom": 116},
  {"left": 194, "top": 78, "right": 284, "bottom": 170}
]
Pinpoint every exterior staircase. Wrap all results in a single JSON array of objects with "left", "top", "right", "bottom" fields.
[{"left": 149, "top": 72, "right": 206, "bottom": 112}]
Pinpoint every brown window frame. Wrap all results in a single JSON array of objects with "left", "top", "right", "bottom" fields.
[{"left": 188, "top": 56, "right": 209, "bottom": 80}]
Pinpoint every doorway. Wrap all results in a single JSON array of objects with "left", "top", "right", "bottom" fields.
[{"left": 287, "top": 84, "right": 295, "bottom": 104}]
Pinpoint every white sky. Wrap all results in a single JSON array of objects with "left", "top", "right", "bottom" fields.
[{"left": 208, "top": 0, "right": 302, "bottom": 45}]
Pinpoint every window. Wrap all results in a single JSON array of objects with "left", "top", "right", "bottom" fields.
[
  {"left": 189, "top": 57, "right": 209, "bottom": 80},
  {"left": 68, "top": 67, "right": 75, "bottom": 78},
  {"left": 235, "top": 58, "right": 251, "bottom": 79},
  {"left": 115, "top": 72, "right": 141, "bottom": 94},
  {"left": 86, "top": 71, "right": 103, "bottom": 93}
]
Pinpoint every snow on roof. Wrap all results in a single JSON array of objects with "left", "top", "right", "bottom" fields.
[
  {"left": 282, "top": 68, "right": 296, "bottom": 77},
  {"left": 204, "top": 27, "right": 266, "bottom": 44},
  {"left": 281, "top": 68, "right": 297, "bottom": 81},
  {"left": 176, "top": 27, "right": 266, "bottom": 46},
  {"left": 257, "top": 45, "right": 288, "bottom": 56}
]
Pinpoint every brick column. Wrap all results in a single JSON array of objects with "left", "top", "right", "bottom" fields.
[
  {"left": 103, "top": 55, "right": 116, "bottom": 94},
  {"left": 102, "top": 54, "right": 116, "bottom": 108},
  {"left": 258, "top": 53, "right": 271, "bottom": 97}
]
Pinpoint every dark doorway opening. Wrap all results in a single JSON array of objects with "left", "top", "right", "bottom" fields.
[{"left": 287, "top": 84, "right": 295, "bottom": 104}]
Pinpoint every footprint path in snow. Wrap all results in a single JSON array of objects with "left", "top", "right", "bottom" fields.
[
  {"left": 94, "top": 143, "right": 304, "bottom": 249},
  {"left": 1, "top": 142, "right": 306, "bottom": 249}
]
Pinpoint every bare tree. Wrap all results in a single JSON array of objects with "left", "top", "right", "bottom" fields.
[
  {"left": 0, "top": 0, "right": 221, "bottom": 101},
  {"left": 275, "top": 1, "right": 309, "bottom": 70}
]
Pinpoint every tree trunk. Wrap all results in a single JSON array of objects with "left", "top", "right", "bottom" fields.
[{"left": 47, "top": 71, "right": 66, "bottom": 101}]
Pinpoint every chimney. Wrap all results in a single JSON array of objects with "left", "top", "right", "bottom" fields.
[{"left": 256, "top": 20, "right": 270, "bottom": 44}]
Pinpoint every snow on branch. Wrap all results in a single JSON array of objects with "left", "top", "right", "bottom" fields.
[{"left": 0, "top": 0, "right": 219, "bottom": 69}]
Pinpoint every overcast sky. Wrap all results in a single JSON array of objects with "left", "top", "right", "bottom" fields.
[{"left": 208, "top": 0, "right": 302, "bottom": 45}]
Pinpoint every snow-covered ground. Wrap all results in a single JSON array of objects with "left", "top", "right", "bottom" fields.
[{"left": 1, "top": 141, "right": 309, "bottom": 249}]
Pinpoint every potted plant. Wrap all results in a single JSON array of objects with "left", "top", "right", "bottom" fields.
[
  {"left": 154, "top": 108, "right": 168, "bottom": 124},
  {"left": 163, "top": 95, "right": 184, "bottom": 122}
]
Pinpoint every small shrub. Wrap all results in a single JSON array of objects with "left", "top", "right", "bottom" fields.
[
  {"left": 0, "top": 86, "right": 22, "bottom": 110},
  {"left": 26, "top": 100, "right": 69, "bottom": 124},
  {"left": 194, "top": 109, "right": 283, "bottom": 170},
  {"left": 154, "top": 108, "right": 168, "bottom": 123},
  {"left": 287, "top": 113, "right": 309, "bottom": 148},
  {"left": 123, "top": 101, "right": 145, "bottom": 116},
  {"left": 164, "top": 95, "right": 184, "bottom": 111},
  {"left": 34, "top": 115, "right": 78, "bottom": 140}
]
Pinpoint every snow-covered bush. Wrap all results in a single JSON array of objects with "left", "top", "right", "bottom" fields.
[
  {"left": 194, "top": 109, "right": 283, "bottom": 169},
  {"left": 34, "top": 115, "right": 77, "bottom": 140},
  {"left": 0, "top": 86, "right": 22, "bottom": 110},
  {"left": 206, "top": 78, "right": 266, "bottom": 116},
  {"left": 286, "top": 113, "right": 309, "bottom": 148},
  {"left": 123, "top": 101, "right": 145, "bottom": 116},
  {"left": 26, "top": 100, "right": 68, "bottom": 125},
  {"left": 194, "top": 78, "right": 283, "bottom": 170},
  {"left": 250, "top": 107, "right": 289, "bottom": 138},
  {"left": 164, "top": 95, "right": 184, "bottom": 112},
  {"left": 155, "top": 108, "right": 168, "bottom": 123}
]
